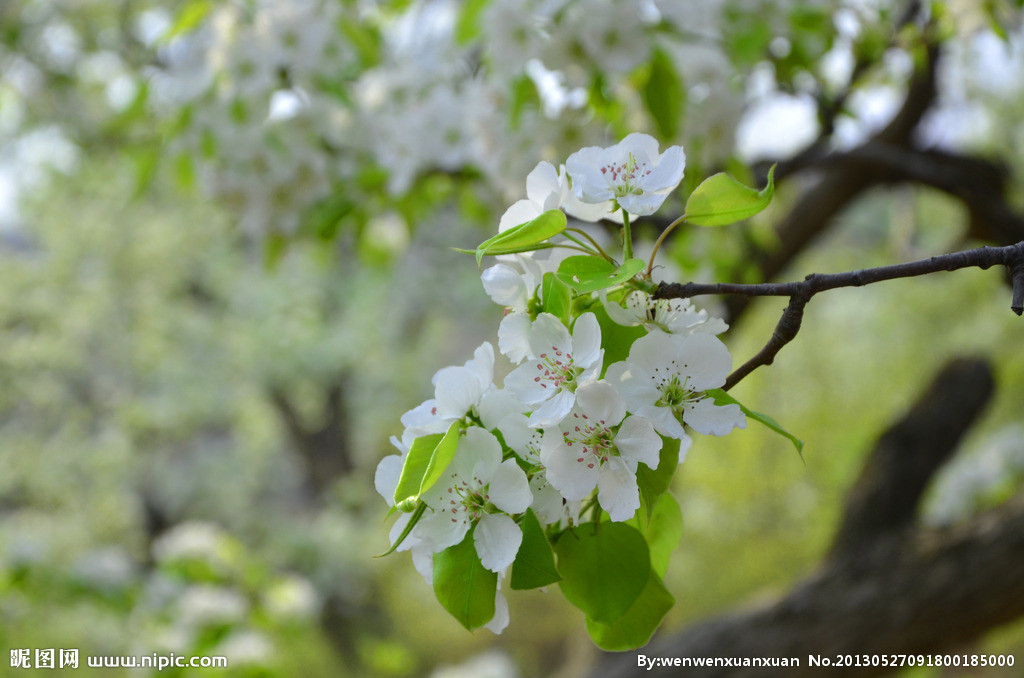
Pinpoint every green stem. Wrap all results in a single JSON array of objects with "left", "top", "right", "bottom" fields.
[
  {"left": 567, "top": 227, "right": 614, "bottom": 262},
  {"left": 646, "top": 213, "right": 688, "bottom": 278},
  {"left": 621, "top": 209, "right": 633, "bottom": 261}
]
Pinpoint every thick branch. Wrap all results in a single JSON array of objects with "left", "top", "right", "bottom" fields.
[
  {"left": 595, "top": 358, "right": 1023, "bottom": 678},
  {"left": 654, "top": 241, "right": 1024, "bottom": 389},
  {"left": 829, "top": 358, "right": 994, "bottom": 558}
]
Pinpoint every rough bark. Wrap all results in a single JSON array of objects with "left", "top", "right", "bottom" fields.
[{"left": 595, "top": 358, "right": 1024, "bottom": 678}]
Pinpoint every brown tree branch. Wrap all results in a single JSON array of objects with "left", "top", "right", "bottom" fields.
[
  {"left": 595, "top": 358, "right": 1024, "bottom": 678},
  {"left": 654, "top": 241, "right": 1024, "bottom": 390}
]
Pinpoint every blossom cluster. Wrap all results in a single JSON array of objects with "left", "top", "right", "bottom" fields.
[{"left": 376, "top": 134, "right": 747, "bottom": 637}]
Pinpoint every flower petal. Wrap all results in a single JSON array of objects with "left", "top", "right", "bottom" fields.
[
  {"left": 525, "top": 161, "right": 562, "bottom": 209},
  {"left": 683, "top": 398, "right": 746, "bottom": 436},
  {"left": 540, "top": 430, "right": 598, "bottom": 501},
  {"left": 527, "top": 388, "right": 575, "bottom": 428},
  {"left": 374, "top": 454, "right": 404, "bottom": 505},
  {"left": 488, "top": 459, "right": 533, "bottom": 514},
  {"left": 497, "top": 312, "right": 533, "bottom": 363},
  {"left": 460, "top": 427, "right": 503, "bottom": 482},
  {"left": 597, "top": 457, "right": 640, "bottom": 522},
  {"left": 676, "top": 333, "right": 733, "bottom": 391},
  {"left": 614, "top": 415, "right": 662, "bottom": 469},
  {"left": 475, "top": 513, "right": 523, "bottom": 572},
  {"left": 571, "top": 312, "right": 602, "bottom": 369},
  {"left": 641, "top": 144, "right": 685, "bottom": 193},
  {"left": 575, "top": 381, "right": 626, "bottom": 427},
  {"left": 481, "top": 264, "right": 528, "bottom": 309},
  {"left": 484, "top": 589, "right": 510, "bottom": 634}
]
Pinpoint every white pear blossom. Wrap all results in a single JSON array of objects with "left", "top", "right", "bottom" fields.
[
  {"left": 602, "top": 290, "right": 728, "bottom": 335},
  {"left": 481, "top": 255, "right": 544, "bottom": 363},
  {"left": 417, "top": 428, "right": 533, "bottom": 572},
  {"left": 499, "top": 161, "right": 613, "bottom": 234},
  {"left": 400, "top": 341, "right": 498, "bottom": 436},
  {"left": 503, "top": 312, "right": 603, "bottom": 427},
  {"left": 565, "top": 132, "right": 685, "bottom": 216},
  {"left": 540, "top": 381, "right": 661, "bottom": 522},
  {"left": 605, "top": 331, "right": 745, "bottom": 444}
]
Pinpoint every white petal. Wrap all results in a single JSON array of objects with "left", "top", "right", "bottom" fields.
[
  {"left": 497, "top": 413, "right": 541, "bottom": 462},
  {"left": 416, "top": 510, "right": 470, "bottom": 552},
  {"left": 470, "top": 342, "right": 496, "bottom": 393},
  {"left": 641, "top": 144, "right": 685, "bottom": 193},
  {"left": 461, "top": 427, "right": 503, "bottom": 482},
  {"left": 434, "top": 365, "right": 484, "bottom": 419},
  {"left": 503, "top": 360, "right": 550, "bottom": 406},
  {"left": 614, "top": 415, "right": 662, "bottom": 469},
  {"left": 488, "top": 459, "right": 533, "bottom": 514},
  {"left": 626, "top": 330, "right": 679, "bottom": 376},
  {"left": 475, "top": 514, "right": 523, "bottom": 572},
  {"left": 574, "top": 381, "right": 626, "bottom": 427},
  {"left": 683, "top": 398, "right": 746, "bottom": 436},
  {"left": 478, "top": 388, "right": 526, "bottom": 430},
  {"left": 498, "top": 199, "right": 542, "bottom": 233},
  {"left": 529, "top": 475, "right": 566, "bottom": 525},
  {"left": 600, "top": 291, "right": 641, "bottom": 327},
  {"left": 374, "top": 454, "right": 404, "bottom": 505},
  {"left": 527, "top": 388, "right": 575, "bottom": 428},
  {"left": 400, "top": 399, "right": 449, "bottom": 436},
  {"left": 525, "top": 161, "right": 561, "bottom": 208},
  {"left": 618, "top": 191, "right": 669, "bottom": 217},
  {"left": 483, "top": 590, "right": 510, "bottom": 634},
  {"left": 481, "top": 264, "right": 529, "bottom": 309},
  {"left": 597, "top": 457, "right": 640, "bottom": 522},
  {"left": 411, "top": 542, "right": 435, "bottom": 585},
  {"left": 497, "top": 312, "right": 533, "bottom": 363},
  {"left": 540, "top": 431, "right": 598, "bottom": 501},
  {"left": 617, "top": 132, "right": 661, "bottom": 161},
  {"left": 677, "top": 333, "right": 733, "bottom": 391},
  {"left": 571, "top": 312, "right": 602, "bottom": 368},
  {"left": 528, "top": 312, "right": 572, "bottom": 358},
  {"left": 635, "top": 402, "right": 687, "bottom": 440}
]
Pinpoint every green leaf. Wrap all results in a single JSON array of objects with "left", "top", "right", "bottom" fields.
[
  {"left": 418, "top": 420, "right": 462, "bottom": 497},
  {"left": 433, "top": 526, "right": 497, "bottom": 630},
  {"left": 161, "top": 0, "right": 212, "bottom": 43},
  {"left": 556, "top": 256, "right": 646, "bottom": 293},
  {"left": 510, "top": 510, "right": 562, "bottom": 590},
  {"left": 636, "top": 436, "right": 680, "bottom": 521},
  {"left": 392, "top": 432, "right": 443, "bottom": 506},
  {"left": 377, "top": 502, "right": 427, "bottom": 557},
  {"left": 585, "top": 569, "right": 674, "bottom": 651},
  {"left": 707, "top": 388, "right": 804, "bottom": 457},
  {"left": 633, "top": 494, "right": 683, "bottom": 578},
  {"left": 642, "top": 48, "right": 685, "bottom": 140},
  {"left": 683, "top": 165, "right": 776, "bottom": 227},
  {"left": 474, "top": 210, "right": 567, "bottom": 268},
  {"left": 592, "top": 302, "right": 645, "bottom": 372},
  {"left": 454, "top": 0, "right": 488, "bottom": 44},
  {"left": 556, "top": 522, "right": 650, "bottom": 625},
  {"left": 541, "top": 272, "right": 572, "bottom": 327}
]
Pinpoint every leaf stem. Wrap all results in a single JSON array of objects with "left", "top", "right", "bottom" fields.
[
  {"left": 567, "top": 227, "right": 614, "bottom": 262},
  {"left": 646, "top": 214, "right": 688, "bottom": 278},
  {"left": 622, "top": 210, "right": 633, "bottom": 261}
]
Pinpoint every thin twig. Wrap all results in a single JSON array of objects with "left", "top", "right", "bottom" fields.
[{"left": 653, "top": 241, "right": 1024, "bottom": 390}]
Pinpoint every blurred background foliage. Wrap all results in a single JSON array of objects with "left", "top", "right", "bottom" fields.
[{"left": 2, "top": 0, "right": 1024, "bottom": 676}]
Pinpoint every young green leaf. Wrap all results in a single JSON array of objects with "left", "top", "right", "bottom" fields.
[
  {"left": 556, "top": 256, "right": 646, "bottom": 293},
  {"left": 376, "top": 502, "right": 427, "bottom": 557},
  {"left": 707, "top": 388, "right": 804, "bottom": 457},
  {"left": 633, "top": 494, "right": 683, "bottom": 578},
  {"left": 474, "top": 209, "right": 567, "bottom": 268},
  {"left": 541, "top": 272, "right": 573, "bottom": 328},
  {"left": 555, "top": 522, "right": 650, "bottom": 625},
  {"left": 592, "top": 302, "right": 646, "bottom": 373},
  {"left": 585, "top": 569, "right": 674, "bottom": 651},
  {"left": 433, "top": 526, "right": 498, "bottom": 630},
  {"left": 392, "top": 432, "right": 443, "bottom": 507},
  {"left": 636, "top": 435, "right": 681, "bottom": 521},
  {"left": 418, "top": 420, "right": 462, "bottom": 497},
  {"left": 683, "top": 164, "right": 776, "bottom": 227},
  {"left": 510, "top": 510, "right": 562, "bottom": 590},
  {"left": 642, "top": 48, "right": 685, "bottom": 140}
]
